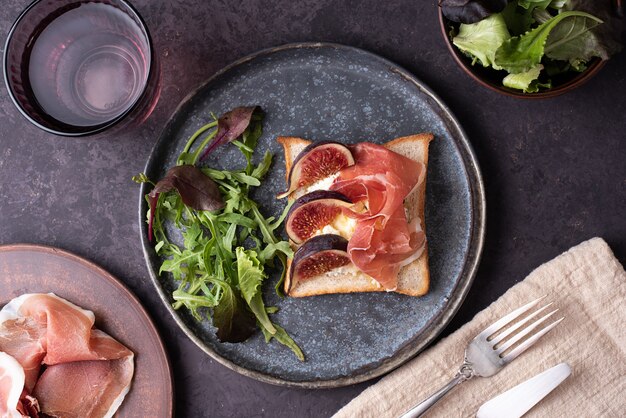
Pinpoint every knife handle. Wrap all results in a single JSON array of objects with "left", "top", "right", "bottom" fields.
[{"left": 400, "top": 365, "right": 474, "bottom": 418}]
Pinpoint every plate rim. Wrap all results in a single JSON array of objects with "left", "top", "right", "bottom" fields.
[
  {"left": 0, "top": 243, "right": 175, "bottom": 416},
  {"left": 139, "top": 41, "right": 486, "bottom": 388}
]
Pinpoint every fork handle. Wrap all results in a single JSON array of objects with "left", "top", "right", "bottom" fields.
[{"left": 399, "top": 366, "right": 473, "bottom": 418}]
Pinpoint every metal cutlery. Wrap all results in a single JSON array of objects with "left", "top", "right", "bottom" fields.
[
  {"left": 400, "top": 296, "right": 564, "bottom": 418},
  {"left": 477, "top": 362, "right": 571, "bottom": 418}
]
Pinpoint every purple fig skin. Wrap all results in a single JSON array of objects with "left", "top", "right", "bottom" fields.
[
  {"left": 288, "top": 234, "right": 350, "bottom": 290},
  {"left": 277, "top": 141, "right": 355, "bottom": 199},
  {"left": 285, "top": 190, "right": 353, "bottom": 243}
]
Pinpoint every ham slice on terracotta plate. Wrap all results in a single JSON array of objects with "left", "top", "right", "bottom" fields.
[
  {"left": 0, "top": 293, "right": 134, "bottom": 418},
  {"left": 0, "top": 352, "right": 26, "bottom": 418},
  {"left": 330, "top": 142, "right": 426, "bottom": 290}
]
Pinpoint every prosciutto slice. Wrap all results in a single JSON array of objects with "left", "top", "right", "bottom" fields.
[
  {"left": 0, "top": 294, "right": 134, "bottom": 418},
  {"left": 0, "top": 352, "right": 25, "bottom": 418},
  {"left": 330, "top": 142, "right": 426, "bottom": 289}
]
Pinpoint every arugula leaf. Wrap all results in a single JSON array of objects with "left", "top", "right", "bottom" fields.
[
  {"left": 270, "top": 199, "right": 294, "bottom": 231},
  {"left": 261, "top": 323, "right": 304, "bottom": 361},
  {"left": 453, "top": 13, "right": 511, "bottom": 68},
  {"left": 139, "top": 107, "right": 302, "bottom": 360},
  {"left": 228, "top": 172, "right": 261, "bottom": 187},
  {"left": 234, "top": 117, "right": 263, "bottom": 173},
  {"left": 265, "top": 306, "right": 279, "bottom": 314},
  {"left": 132, "top": 172, "right": 152, "bottom": 185},
  {"left": 183, "top": 221, "right": 203, "bottom": 250},
  {"left": 217, "top": 212, "right": 257, "bottom": 229},
  {"left": 223, "top": 223, "right": 237, "bottom": 253},
  {"left": 251, "top": 151, "right": 273, "bottom": 180},
  {"left": 259, "top": 241, "right": 293, "bottom": 264},
  {"left": 179, "top": 119, "right": 218, "bottom": 166},
  {"left": 172, "top": 275, "right": 220, "bottom": 320},
  {"left": 494, "top": 11, "right": 600, "bottom": 73}
]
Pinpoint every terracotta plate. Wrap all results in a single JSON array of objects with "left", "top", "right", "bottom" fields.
[
  {"left": 0, "top": 244, "right": 173, "bottom": 417},
  {"left": 141, "top": 43, "right": 485, "bottom": 388}
]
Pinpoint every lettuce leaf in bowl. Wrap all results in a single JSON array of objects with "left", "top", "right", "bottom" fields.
[
  {"left": 446, "top": 0, "right": 621, "bottom": 93},
  {"left": 565, "top": 0, "right": 623, "bottom": 57},
  {"left": 544, "top": 14, "right": 605, "bottom": 69},
  {"left": 502, "top": 64, "right": 551, "bottom": 92},
  {"left": 494, "top": 10, "right": 601, "bottom": 73},
  {"left": 453, "top": 13, "right": 511, "bottom": 68}
]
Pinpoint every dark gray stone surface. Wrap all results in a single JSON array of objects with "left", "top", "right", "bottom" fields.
[{"left": 0, "top": 1, "right": 624, "bottom": 417}]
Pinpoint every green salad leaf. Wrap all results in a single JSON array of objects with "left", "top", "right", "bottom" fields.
[
  {"left": 135, "top": 107, "right": 303, "bottom": 360},
  {"left": 502, "top": 64, "right": 550, "bottom": 92},
  {"left": 565, "top": 0, "right": 623, "bottom": 58},
  {"left": 518, "top": 0, "right": 551, "bottom": 10},
  {"left": 199, "top": 106, "right": 261, "bottom": 162},
  {"left": 544, "top": 14, "right": 605, "bottom": 68},
  {"left": 453, "top": 13, "right": 511, "bottom": 68},
  {"left": 213, "top": 280, "right": 257, "bottom": 343},
  {"left": 501, "top": 2, "right": 536, "bottom": 36},
  {"left": 448, "top": 0, "right": 620, "bottom": 93},
  {"left": 532, "top": 8, "right": 552, "bottom": 24},
  {"left": 261, "top": 323, "right": 304, "bottom": 361},
  {"left": 494, "top": 11, "right": 600, "bottom": 73},
  {"left": 237, "top": 247, "right": 276, "bottom": 334},
  {"left": 549, "top": 0, "right": 567, "bottom": 8},
  {"left": 503, "top": 0, "right": 553, "bottom": 35}
]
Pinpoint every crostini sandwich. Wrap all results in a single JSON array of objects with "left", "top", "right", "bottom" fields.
[{"left": 277, "top": 133, "right": 433, "bottom": 297}]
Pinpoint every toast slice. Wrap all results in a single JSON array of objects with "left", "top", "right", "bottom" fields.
[{"left": 278, "top": 133, "right": 433, "bottom": 297}]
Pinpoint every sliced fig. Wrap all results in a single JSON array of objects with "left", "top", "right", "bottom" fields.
[
  {"left": 288, "top": 234, "right": 351, "bottom": 291},
  {"left": 285, "top": 190, "right": 353, "bottom": 244},
  {"left": 277, "top": 141, "right": 354, "bottom": 199}
]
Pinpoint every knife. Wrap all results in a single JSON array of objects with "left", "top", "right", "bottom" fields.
[{"left": 476, "top": 363, "right": 571, "bottom": 418}]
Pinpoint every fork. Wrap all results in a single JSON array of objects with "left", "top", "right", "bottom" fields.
[{"left": 400, "top": 296, "right": 564, "bottom": 418}]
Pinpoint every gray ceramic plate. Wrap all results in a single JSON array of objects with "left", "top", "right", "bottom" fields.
[{"left": 140, "top": 43, "right": 485, "bottom": 388}]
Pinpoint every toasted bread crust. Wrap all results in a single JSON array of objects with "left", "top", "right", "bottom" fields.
[
  {"left": 277, "top": 137, "right": 312, "bottom": 182},
  {"left": 280, "top": 134, "right": 432, "bottom": 297}
]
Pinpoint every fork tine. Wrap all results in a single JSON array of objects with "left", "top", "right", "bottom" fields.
[
  {"left": 501, "top": 317, "right": 564, "bottom": 362},
  {"left": 496, "top": 308, "right": 559, "bottom": 354},
  {"left": 490, "top": 302, "right": 554, "bottom": 346},
  {"left": 479, "top": 296, "right": 546, "bottom": 338}
]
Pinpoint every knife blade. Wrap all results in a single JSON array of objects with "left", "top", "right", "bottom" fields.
[{"left": 476, "top": 362, "right": 571, "bottom": 418}]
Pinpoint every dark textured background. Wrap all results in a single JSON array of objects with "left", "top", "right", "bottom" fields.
[{"left": 0, "top": 1, "right": 624, "bottom": 417}]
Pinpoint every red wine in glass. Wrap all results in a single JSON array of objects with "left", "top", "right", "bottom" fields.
[{"left": 4, "top": 0, "right": 159, "bottom": 136}]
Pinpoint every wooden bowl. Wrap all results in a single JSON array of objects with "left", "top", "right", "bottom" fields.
[{"left": 437, "top": 7, "right": 606, "bottom": 99}]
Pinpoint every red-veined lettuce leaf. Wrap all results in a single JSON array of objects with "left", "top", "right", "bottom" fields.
[
  {"left": 199, "top": 106, "right": 260, "bottom": 161},
  {"left": 148, "top": 165, "right": 224, "bottom": 241},
  {"left": 440, "top": 0, "right": 511, "bottom": 24}
]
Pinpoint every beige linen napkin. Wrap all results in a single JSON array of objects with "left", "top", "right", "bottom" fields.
[{"left": 334, "top": 238, "right": 626, "bottom": 418}]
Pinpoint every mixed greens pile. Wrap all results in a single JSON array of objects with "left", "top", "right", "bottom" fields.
[
  {"left": 441, "top": 0, "right": 623, "bottom": 92},
  {"left": 134, "top": 107, "right": 303, "bottom": 360}
]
